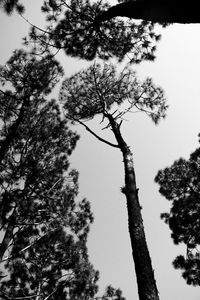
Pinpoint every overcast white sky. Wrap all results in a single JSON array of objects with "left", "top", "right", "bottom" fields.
[{"left": 1, "top": 2, "right": 200, "bottom": 300}]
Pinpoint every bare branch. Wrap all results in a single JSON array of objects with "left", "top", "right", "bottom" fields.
[
  {"left": 65, "top": 113, "right": 119, "bottom": 149},
  {"left": 20, "top": 14, "right": 51, "bottom": 35}
]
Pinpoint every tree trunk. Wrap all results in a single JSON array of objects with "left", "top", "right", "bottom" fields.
[
  {"left": 97, "top": 0, "right": 200, "bottom": 24},
  {"left": 107, "top": 114, "right": 159, "bottom": 300}
]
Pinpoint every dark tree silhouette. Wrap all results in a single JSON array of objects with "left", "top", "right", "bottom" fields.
[
  {"left": 0, "top": 50, "right": 125, "bottom": 300},
  {"left": 0, "top": 0, "right": 24, "bottom": 14},
  {"left": 0, "top": 49, "right": 63, "bottom": 166},
  {"left": 19, "top": 0, "right": 160, "bottom": 64},
  {"left": 155, "top": 134, "right": 200, "bottom": 286},
  {"left": 60, "top": 63, "right": 168, "bottom": 300},
  {"left": 0, "top": 49, "right": 65, "bottom": 262},
  {"left": 2, "top": 0, "right": 200, "bottom": 24},
  {"left": 21, "top": 0, "right": 200, "bottom": 64},
  {"left": 97, "top": 0, "right": 200, "bottom": 24},
  {"left": 2, "top": 1, "right": 199, "bottom": 64}
]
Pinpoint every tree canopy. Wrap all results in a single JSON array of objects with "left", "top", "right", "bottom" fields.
[
  {"left": 60, "top": 62, "right": 167, "bottom": 123},
  {"left": 0, "top": 50, "right": 125, "bottom": 299},
  {"left": 0, "top": 0, "right": 24, "bottom": 14},
  {"left": 19, "top": 0, "right": 159, "bottom": 64},
  {"left": 2, "top": 0, "right": 199, "bottom": 299},
  {"left": 2, "top": 0, "right": 200, "bottom": 65},
  {"left": 155, "top": 135, "right": 200, "bottom": 286}
]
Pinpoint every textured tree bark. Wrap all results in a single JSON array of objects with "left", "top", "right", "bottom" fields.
[
  {"left": 107, "top": 114, "right": 159, "bottom": 300},
  {"left": 97, "top": 0, "right": 200, "bottom": 24}
]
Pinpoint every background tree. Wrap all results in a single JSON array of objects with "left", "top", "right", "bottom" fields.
[
  {"left": 0, "top": 50, "right": 125, "bottom": 299},
  {"left": 0, "top": 48, "right": 64, "bottom": 165},
  {"left": 0, "top": 49, "right": 65, "bottom": 261},
  {"left": 59, "top": 62, "right": 168, "bottom": 300},
  {"left": 2, "top": 0, "right": 200, "bottom": 65},
  {"left": 20, "top": 0, "right": 160, "bottom": 64},
  {"left": 2, "top": 1, "right": 200, "bottom": 66},
  {"left": 155, "top": 134, "right": 200, "bottom": 286}
]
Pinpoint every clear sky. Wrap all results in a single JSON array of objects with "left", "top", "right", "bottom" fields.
[{"left": 1, "top": 1, "right": 200, "bottom": 300}]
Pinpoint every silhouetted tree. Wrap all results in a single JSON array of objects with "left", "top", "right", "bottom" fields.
[
  {"left": 155, "top": 134, "right": 200, "bottom": 286},
  {"left": 0, "top": 49, "right": 66, "bottom": 261},
  {"left": 0, "top": 49, "right": 63, "bottom": 166},
  {"left": 21, "top": 0, "right": 160, "bottom": 64},
  {"left": 59, "top": 62, "right": 168, "bottom": 300},
  {"left": 2, "top": 1, "right": 200, "bottom": 64},
  {"left": 0, "top": 50, "right": 125, "bottom": 300}
]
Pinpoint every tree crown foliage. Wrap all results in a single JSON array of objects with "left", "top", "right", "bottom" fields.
[
  {"left": 0, "top": 0, "right": 24, "bottom": 14},
  {"left": 20, "top": 0, "right": 161, "bottom": 64},
  {"left": 155, "top": 136, "right": 200, "bottom": 286},
  {"left": 0, "top": 49, "right": 63, "bottom": 93},
  {"left": 0, "top": 50, "right": 97, "bottom": 299},
  {"left": 59, "top": 62, "right": 168, "bottom": 124}
]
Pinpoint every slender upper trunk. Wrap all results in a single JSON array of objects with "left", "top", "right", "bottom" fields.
[
  {"left": 107, "top": 114, "right": 159, "bottom": 300},
  {"left": 97, "top": 0, "right": 200, "bottom": 24}
]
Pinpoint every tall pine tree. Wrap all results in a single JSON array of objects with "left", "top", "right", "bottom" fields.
[
  {"left": 0, "top": 50, "right": 125, "bottom": 299},
  {"left": 59, "top": 63, "right": 168, "bottom": 300}
]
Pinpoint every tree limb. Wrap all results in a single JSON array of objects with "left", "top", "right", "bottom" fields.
[{"left": 65, "top": 113, "right": 119, "bottom": 148}]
